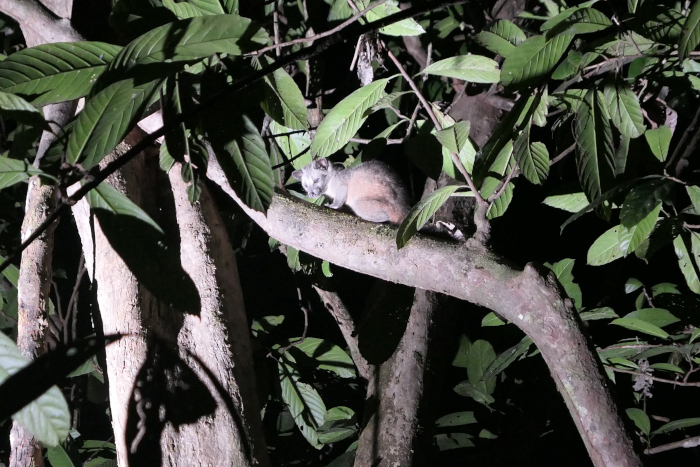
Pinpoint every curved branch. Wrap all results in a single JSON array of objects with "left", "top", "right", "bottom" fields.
[{"left": 206, "top": 155, "right": 641, "bottom": 467}]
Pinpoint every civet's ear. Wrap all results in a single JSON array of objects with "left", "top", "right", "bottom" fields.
[
  {"left": 315, "top": 158, "right": 330, "bottom": 170},
  {"left": 292, "top": 170, "right": 303, "bottom": 180}
]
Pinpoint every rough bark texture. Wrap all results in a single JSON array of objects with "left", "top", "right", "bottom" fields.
[
  {"left": 354, "top": 289, "right": 437, "bottom": 467},
  {"left": 10, "top": 100, "right": 74, "bottom": 467},
  {"left": 165, "top": 163, "right": 269, "bottom": 467},
  {"left": 207, "top": 157, "right": 642, "bottom": 467},
  {"left": 0, "top": 0, "right": 83, "bottom": 46}
]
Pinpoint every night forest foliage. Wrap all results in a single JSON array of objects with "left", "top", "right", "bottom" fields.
[{"left": 1, "top": 0, "right": 700, "bottom": 466}]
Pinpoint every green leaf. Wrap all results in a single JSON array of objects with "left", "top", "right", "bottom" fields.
[
  {"left": 623, "top": 308, "right": 679, "bottom": 328},
  {"left": 481, "top": 312, "right": 505, "bottom": 327},
  {"left": 262, "top": 62, "right": 309, "bottom": 131},
  {"left": 189, "top": 0, "right": 226, "bottom": 14},
  {"left": 0, "top": 156, "right": 45, "bottom": 190},
  {"left": 423, "top": 55, "right": 500, "bottom": 83},
  {"left": 580, "top": 307, "right": 618, "bottom": 320},
  {"left": 679, "top": 1, "right": 700, "bottom": 59},
  {"left": 325, "top": 406, "right": 355, "bottom": 422},
  {"left": 475, "top": 31, "right": 515, "bottom": 57},
  {"left": 100, "top": 15, "right": 268, "bottom": 87},
  {"left": 620, "top": 180, "right": 671, "bottom": 228},
  {"left": 434, "top": 121, "right": 476, "bottom": 174},
  {"left": 626, "top": 408, "right": 650, "bottom": 436},
  {"left": 688, "top": 185, "right": 700, "bottom": 214},
  {"left": 490, "top": 19, "right": 526, "bottom": 45},
  {"left": 86, "top": 182, "right": 200, "bottom": 313},
  {"left": 649, "top": 362, "right": 684, "bottom": 373},
  {"left": 435, "top": 433, "right": 475, "bottom": 451},
  {"left": 513, "top": 127, "right": 549, "bottom": 185},
  {"left": 482, "top": 336, "right": 532, "bottom": 379},
  {"left": 475, "top": 20, "right": 525, "bottom": 57},
  {"left": 312, "top": 79, "right": 388, "bottom": 158},
  {"left": 270, "top": 121, "right": 311, "bottom": 170},
  {"left": 357, "top": 0, "right": 425, "bottom": 36},
  {"left": 251, "top": 315, "right": 284, "bottom": 337},
  {"left": 218, "top": 115, "right": 274, "bottom": 213},
  {"left": 501, "top": 34, "right": 573, "bottom": 89},
  {"left": 451, "top": 335, "right": 471, "bottom": 368},
  {"left": 453, "top": 381, "right": 495, "bottom": 405},
  {"left": 0, "top": 332, "right": 69, "bottom": 446},
  {"left": 46, "top": 445, "right": 76, "bottom": 467},
  {"left": 278, "top": 356, "right": 326, "bottom": 449},
  {"left": 552, "top": 51, "right": 583, "bottom": 80},
  {"left": 435, "top": 412, "right": 477, "bottom": 427},
  {"left": 396, "top": 185, "right": 464, "bottom": 248},
  {"left": 485, "top": 177, "right": 515, "bottom": 220},
  {"left": 540, "top": 1, "right": 600, "bottom": 31},
  {"left": 290, "top": 338, "right": 356, "bottom": 378},
  {"left": 644, "top": 126, "right": 672, "bottom": 162},
  {"left": 575, "top": 88, "right": 615, "bottom": 201},
  {"left": 603, "top": 80, "right": 646, "bottom": 138},
  {"left": 0, "top": 92, "right": 47, "bottom": 129},
  {"left": 625, "top": 277, "right": 643, "bottom": 293},
  {"left": 610, "top": 317, "right": 669, "bottom": 338},
  {"left": 543, "top": 191, "right": 589, "bottom": 212},
  {"left": 163, "top": 0, "right": 206, "bottom": 18},
  {"left": 0, "top": 42, "right": 121, "bottom": 106},
  {"left": 467, "top": 340, "right": 496, "bottom": 395},
  {"left": 546, "top": 258, "right": 582, "bottom": 309},
  {"left": 587, "top": 204, "right": 660, "bottom": 265},
  {"left": 67, "top": 78, "right": 162, "bottom": 169},
  {"left": 674, "top": 233, "right": 700, "bottom": 294},
  {"left": 544, "top": 8, "right": 612, "bottom": 36},
  {"left": 652, "top": 418, "right": 700, "bottom": 435}
]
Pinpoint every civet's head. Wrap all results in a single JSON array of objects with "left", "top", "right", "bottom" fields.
[{"left": 292, "top": 159, "right": 332, "bottom": 199}]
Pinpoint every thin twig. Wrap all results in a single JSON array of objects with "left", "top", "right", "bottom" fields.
[
  {"left": 550, "top": 143, "right": 577, "bottom": 166},
  {"left": 645, "top": 435, "right": 700, "bottom": 455},
  {"left": 273, "top": 11, "right": 281, "bottom": 57},
  {"left": 350, "top": 137, "right": 404, "bottom": 144},
  {"left": 271, "top": 146, "right": 310, "bottom": 170},
  {"left": 609, "top": 367, "right": 700, "bottom": 387},
  {"left": 0, "top": 0, "right": 470, "bottom": 274},
  {"left": 487, "top": 165, "right": 516, "bottom": 203},
  {"left": 252, "top": 0, "right": 389, "bottom": 56}
]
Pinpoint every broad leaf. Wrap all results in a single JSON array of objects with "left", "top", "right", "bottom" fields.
[
  {"left": 0, "top": 156, "right": 45, "bottom": 190},
  {"left": 290, "top": 338, "right": 356, "bottom": 378},
  {"left": 357, "top": 0, "right": 425, "bottom": 36},
  {"left": 575, "top": 88, "right": 615, "bottom": 201},
  {"left": 619, "top": 180, "right": 671, "bottom": 228},
  {"left": 466, "top": 340, "right": 497, "bottom": 395},
  {"left": 587, "top": 204, "right": 660, "bottom": 265},
  {"left": 546, "top": 258, "right": 582, "bottom": 309},
  {"left": 261, "top": 63, "right": 309, "bottom": 130},
  {"left": 513, "top": 127, "right": 549, "bottom": 185},
  {"left": 435, "top": 433, "right": 475, "bottom": 450},
  {"left": 626, "top": 408, "right": 651, "bottom": 436},
  {"left": 270, "top": 121, "right": 311, "bottom": 170},
  {"left": 99, "top": 15, "right": 268, "bottom": 88},
  {"left": 540, "top": 1, "right": 600, "bottom": 31},
  {"left": 674, "top": 233, "right": 700, "bottom": 294},
  {"left": 0, "top": 332, "right": 69, "bottom": 446},
  {"left": 0, "top": 92, "right": 47, "bottom": 129},
  {"left": 482, "top": 336, "right": 532, "bottom": 380},
  {"left": 603, "top": 79, "right": 645, "bottom": 138},
  {"left": 501, "top": 34, "right": 573, "bottom": 89},
  {"left": 652, "top": 418, "right": 700, "bottom": 435},
  {"left": 544, "top": 8, "right": 612, "bottom": 36},
  {"left": 435, "top": 412, "right": 477, "bottom": 427},
  {"left": 542, "top": 191, "right": 589, "bottom": 212},
  {"left": 580, "top": 307, "right": 618, "bottom": 320},
  {"left": 679, "top": 0, "right": 700, "bottom": 59},
  {"left": 86, "top": 182, "right": 201, "bottom": 313},
  {"left": 67, "top": 78, "right": 162, "bottom": 169},
  {"left": 423, "top": 55, "right": 500, "bottom": 83},
  {"left": 163, "top": 0, "right": 206, "bottom": 18},
  {"left": 0, "top": 42, "right": 121, "bottom": 106},
  {"left": 278, "top": 355, "right": 326, "bottom": 449},
  {"left": 610, "top": 317, "right": 669, "bottom": 338},
  {"left": 218, "top": 115, "right": 274, "bottom": 213},
  {"left": 312, "top": 79, "right": 388, "bottom": 159},
  {"left": 687, "top": 185, "right": 700, "bottom": 214},
  {"left": 475, "top": 20, "right": 526, "bottom": 57},
  {"left": 644, "top": 126, "right": 672, "bottom": 162},
  {"left": 396, "top": 185, "right": 465, "bottom": 249},
  {"left": 623, "top": 308, "right": 680, "bottom": 328}
]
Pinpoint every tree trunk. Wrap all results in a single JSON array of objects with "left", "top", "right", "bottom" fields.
[
  {"left": 71, "top": 135, "right": 268, "bottom": 466},
  {"left": 10, "top": 100, "right": 74, "bottom": 467}
]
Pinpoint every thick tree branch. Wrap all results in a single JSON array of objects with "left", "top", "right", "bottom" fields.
[
  {"left": 207, "top": 154, "right": 641, "bottom": 467},
  {"left": 0, "top": 0, "right": 83, "bottom": 45}
]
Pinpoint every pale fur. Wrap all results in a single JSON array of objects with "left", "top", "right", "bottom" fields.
[{"left": 292, "top": 159, "right": 410, "bottom": 224}]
